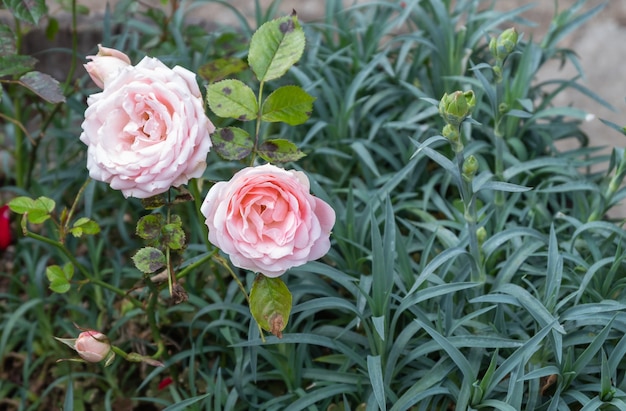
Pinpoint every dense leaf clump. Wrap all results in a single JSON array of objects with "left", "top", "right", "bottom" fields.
[{"left": 2, "top": 0, "right": 626, "bottom": 410}]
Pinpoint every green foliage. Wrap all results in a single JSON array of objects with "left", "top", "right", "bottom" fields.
[
  {"left": 249, "top": 274, "right": 293, "bottom": 338},
  {"left": 3, "top": 0, "right": 626, "bottom": 410}
]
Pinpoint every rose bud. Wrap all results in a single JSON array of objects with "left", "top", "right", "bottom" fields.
[
  {"left": 75, "top": 330, "right": 112, "bottom": 363},
  {"left": 84, "top": 44, "right": 131, "bottom": 89}
]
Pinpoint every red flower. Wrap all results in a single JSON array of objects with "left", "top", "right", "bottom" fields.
[
  {"left": 158, "top": 376, "right": 173, "bottom": 390},
  {"left": 0, "top": 205, "right": 11, "bottom": 250}
]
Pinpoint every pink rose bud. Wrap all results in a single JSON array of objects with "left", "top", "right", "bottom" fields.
[
  {"left": 84, "top": 44, "right": 131, "bottom": 88},
  {"left": 75, "top": 330, "right": 111, "bottom": 363}
]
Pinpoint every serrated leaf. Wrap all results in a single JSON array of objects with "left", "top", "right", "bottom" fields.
[
  {"left": 249, "top": 275, "right": 292, "bottom": 338},
  {"left": 19, "top": 71, "right": 65, "bottom": 103},
  {"left": 132, "top": 247, "right": 166, "bottom": 274},
  {"left": 211, "top": 127, "right": 253, "bottom": 160},
  {"left": 198, "top": 57, "right": 248, "bottom": 83},
  {"left": 257, "top": 139, "right": 306, "bottom": 163},
  {"left": 206, "top": 79, "right": 258, "bottom": 121},
  {"left": 27, "top": 208, "right": 51, "bottom": 224},
  {"left": 46, "top": 263, "right": 73, "bottom": 294},
  {"left": 0, "top": 54, "right": 38, "bottom": 77},
  {"left": 136, "top": 214, "right": 164, "bottom": 241},
  {"left": 8, "top": 196, "right": 36, "bottom": 214},
  {"left": 141, "top": 194, "right": 167, "bottom": 210},
  {"left": 9, "top": 196, "right": 54, "bottom": 224},
  {"left": 34, "top": 196, "right": 55, "bottom": 213},
  {"left": 3, "top": 0, "right": 48, "bottom": 25},
  {"left": 70, "top": 217, "right": 100, "bottom": 237},
  {"left": 0, "top": 25, "right": 16, "bottom": 55},
  {"left": 162, "top": 223, "right": 185, "bottom": 250},
  {"left": 248, "top": 13, "right": 305, "bottom": 82},
  {"left": 261, "top": 85, "right": 316, "bottom": 125}
]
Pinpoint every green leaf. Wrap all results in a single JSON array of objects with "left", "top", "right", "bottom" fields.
[
  {"left": 8, "top": 196, "right": 36, "bottom": 214},
  {"left": 136, "top": 214, "right": 164, "bottom": 241},
  {"left": 248, "top": 12, "right": 305, "bottom": 82},
  {"left": 3, "top": 0, "right": 48, "bottom": 25},
  {"left": 198, "top": 56, "right": 248, "bottom": 83},
  {"left": 257, "top": 139, "right": 306, "bottom": 163},
  {"left": 18, "top": 71, "right": 66, "bottom": 104},
  {"left": 70, "top": 217, "right": 100, "bottom": 238},
  {"left": 132, "top": 247, "right": 166, "bottom": 274},
  {"left": 249, "top": 274, "right": 292, "bottom": 338},
  {"left": 0, "top": 26, "right": 37, "bottom": 77},
  {"left": 9, "top": 196, "right": 55, "bottom": 224},
  {"left": 46, "top": 263, "right": 73, "bottom": 294},
  {"left": 162, "top": 223, "right": 185, "bottom": 250},
  {"left": 261, "top": 85, "right": 316, "bottom": 125},
  {"left": 206, "top": 79, "right": 258, "bottom": 121},
  {"left": 141, "top": 194, "right": 167, "bottom": 210},
  {"left": 211, "top": 127, "right": 253, "bottom": 160}
]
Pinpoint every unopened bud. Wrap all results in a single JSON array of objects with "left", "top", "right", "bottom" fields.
[
  {"left": 75, "top": 331, "right": 112, "bottom": 363},
  {"left": 439, "top": 90, "right": 476, "bottom": 128},
  {"left": 462, "top": 155, "right": 479, "bottom": 181},
  {"left": 476, "top": 226, "right": 487, "bottom": 245},
  {"left": 490, "top": 28, "right": 518, "bottom": 61}
]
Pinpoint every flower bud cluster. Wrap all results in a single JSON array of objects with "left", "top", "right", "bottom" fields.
[
  {"left": 490, "top": 28, "right": 519, "bottom": 81},
  {"left": 439, "top": 90, "right": 475, "bottom": 153}
]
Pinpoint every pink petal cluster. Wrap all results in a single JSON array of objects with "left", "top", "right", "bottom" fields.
[
  {"left": 80, "top": 45, "right": 214, "bottom": 198},
  {"left": 75, "top": 330, "right": 111, "bottom": 363},
  {"left": 201, "top": 164, "right": 335, "bottom": 277}
]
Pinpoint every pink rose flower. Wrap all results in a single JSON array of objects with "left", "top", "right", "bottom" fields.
[
  {"left": 80, "top": 47, "right": 214, "bottom": 198},
  {"left": 84, "top": 44, "right": 131, "bottom": 88},
  {"left": 201, "top": 164, "right": 335, "bottom": 277},
  {"left": 75, "top": 330, "right": 111, "bottom": 363}
]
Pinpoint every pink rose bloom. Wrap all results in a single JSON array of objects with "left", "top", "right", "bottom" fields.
[
  {"left": 201, "top": 164, "right": 335, "bottom": 277},
  {"left": 75, "top": 330, "right": 111, "bottom": 363},
  {"left": 80, "top": 47, "right": 214, "bottom": 198}
]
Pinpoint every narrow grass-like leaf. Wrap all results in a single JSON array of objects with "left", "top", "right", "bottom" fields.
[
  {"left": 162, "top": 393, "right": 211, "bottom": 411},
  {"left": 284, "top": 384, "right": 357, "bottom": 411},
  {"left": 368, "top": 355, "right": 387, "bottom": 411},
  {"left": 572, "top": 317, "right": 614, "bottom": 376},
  {"left": 496, "top": 284, "right": 566, "bottom": 334}
]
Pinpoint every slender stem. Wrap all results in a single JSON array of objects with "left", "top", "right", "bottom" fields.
[
  {"left": 250, "top": 80, "right": 265, "bottom": 166},
  {"left": 213, "top": 254, "right": 250, "bottom": 305},
  {"left": 25, "top": 231, "right": 143, "bottom": 308},
  {"left": 63, "top": 178, "right": 92, "bottom": 235},
  {"left": 176, "top": 250, "right": 216, "bottom": 280},
  {"left": 455, "top": 140, "right": 483, "bottom": 283},
  {"left": 144, "top": 279, "right": 166, "bottom": 360}
]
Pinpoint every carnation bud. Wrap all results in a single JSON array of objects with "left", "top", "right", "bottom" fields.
[
  {"left": 490, "top": 28, "right": 518, "bottom": 61},
  {"left": 476, "top": 226, "right": 487, "bottom": 245},
  {"left": 439, "top": 90, "right": 476, "bottom": 128},
  {"left": 75, "top": 330, "right": 112, "bottom": 363},
  {"left": 84, "top": 44, "right": 131, "bottom": 88},
  {"left": 462, "top": 155, "right": 479, "bottom": 181}
]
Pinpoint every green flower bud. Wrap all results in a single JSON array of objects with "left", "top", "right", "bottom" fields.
[
  {"left": 439, "top": 90, "right": 476, "bottom": 128},
  {"left": 462, "top": 155, "right": 479, "bottom": 181},
  {"left": 476, "top": 226, "right": 487, "bottom": 245},
  {"left": 491, "top": 27, "right": 518, "bottom": 61}
]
